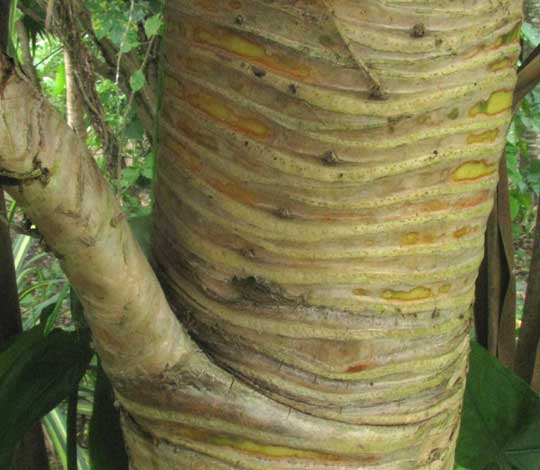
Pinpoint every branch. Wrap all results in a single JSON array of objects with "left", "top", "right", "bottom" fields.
[
  {"left": 513, "top": 44, "right": 540, "bottom": 108},
  {"left": 0, "top": 55, "right": 193, "bottom": 378},
  {"left": 15, "top": 20, "right": 41, "bottom": 90},
  {"left": 514, "top": 202, "right": 540, "bottom": 384},
  {"left": 47, "top": 0, "right": 121, "bottom": 176}
]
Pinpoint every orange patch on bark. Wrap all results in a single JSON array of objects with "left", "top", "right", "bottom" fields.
[
  {"left": 187, "top": 92, "right": 272, "bottom": 140},
  {"left": 466, "top": 128, "right": 500, "bottom": 144},
  {"left": 346, "top": 362, "right": 371, "bottom": 373},
  {"left": 208, "top": 177, "right": 256, "bottom": 205},
  {"left": 400, "top": 232, "right": 435, "bottom": 246},
  {"left": 353, "top": 288, "right": 369, "bottom": 297},
  {"left": 439, "top": 284, "right": 451, "bottom": 294},
  {"left": 455, "top": 190, "right": 490, "bottom": 209},
  {"left": 453, "top": 226, "right": 477, "bottom": 239}
]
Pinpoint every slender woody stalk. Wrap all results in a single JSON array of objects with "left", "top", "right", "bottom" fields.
[{"left": 0, "top": 57, "right": 190, "bottom": 378}]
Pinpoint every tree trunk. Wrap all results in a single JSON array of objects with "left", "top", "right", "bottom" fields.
[
  {"left": 145, "top": 1, "right": 520, "bottom": 468},
  {"left": 0, "top": 1, "right": 522, "bottom": 469}
]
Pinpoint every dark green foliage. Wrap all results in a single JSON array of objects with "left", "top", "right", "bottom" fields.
[
  {"left": 457, "top": 342, "right": 540, "bottom": 470},
  {"left": 88, "top": 365, "right": 128, "bottom": 470},
  {"left": 0, "top": 327, "right": 92, "bottom": 468}
]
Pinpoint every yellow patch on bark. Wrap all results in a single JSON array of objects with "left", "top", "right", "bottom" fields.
[
  {"left": 187, "top": 93, "right": 271, "bottom": 139},
  {"left": 451, "top": 160, "right": 497, "bottom": 182},
  {"left": 353, "top": 288, "right": 369, "bottom": 296},
  {"left": 174, "top": 425, "right": 344, "bottom": 461},
  {"left": 468, "top": 90, "right": 512, "bottom": 117},
  {"left": 193, "top": 26, "right": 311, "bottom": 80},
  {"left": 382, "top": 287, "right": 432, "bottom": 301},
  {"left": 447, "top": 108, "right": 459, "bottom": 120},
  {"left": 439, "top": 284, "right": 451, "bottom": 294},
  {"left": 495, "top": 23, "right": 521, "bottom": 47},
  {"left": 489, "top": 57, "right": 515, "bottom": 72},
  {"left": 466, "top": 128, "right": 500, "bottom": 144},
  {"left": 400, "top": 232, "right": 435, "bottom": 246},
  {"left": 453, "top": 226, "right": 476, "bottom": 239}
]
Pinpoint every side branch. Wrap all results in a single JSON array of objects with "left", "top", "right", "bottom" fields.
[{"left": 0, "top": 57, "right": 193, "bottom": 378}]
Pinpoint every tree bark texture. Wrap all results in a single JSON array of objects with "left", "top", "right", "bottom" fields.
[
  {"left": 146, "top": 1, "right": 521, "bottom": 468},
  {"left": 0, "top": 1, "right": 523, "bottom": 469}
]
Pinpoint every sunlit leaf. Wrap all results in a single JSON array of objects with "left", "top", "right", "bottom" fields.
[
  {"left": 129, "top": 69, "right": 146, "bottom": 92},
  {"left": 144, "top": 14, "right": 163, "bottom": 37}
]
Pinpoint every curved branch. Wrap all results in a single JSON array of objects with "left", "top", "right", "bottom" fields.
[{"left": 0, "top": 56, "right": 193, "bottom": 379}]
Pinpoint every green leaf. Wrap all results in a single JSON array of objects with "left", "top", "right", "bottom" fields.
[
  {"left": 43, "top": 407, "right": 91, "bottom": 470},
  {"left": 144, "top": 14, "right": 163, "bottom": 38},
  {"left": 129, "top": 69, "right": 146, "bottom": 92},
  {"left": 53, "top": 62, "right": 66, "bottom": 96},
  {"left": 0, "top": 327, "right": 92, "bottom": 468},
  {"left": 509, "top": 192, "right": 520, "bottom": 220},
  {"left": 141, "top": 152, "right": 155, "bottom": 180},
  {"left": 120, "top": 166, "right": 141, "bottom": 189},
  {"left": 521, "top": 22, "right": 540, "bottom": 47},
  {"left": 456, "top": 341, "right": 540, "bottom": 470},
  {"left": 88, "top": 364, "right": 128, "bottom": 470}
]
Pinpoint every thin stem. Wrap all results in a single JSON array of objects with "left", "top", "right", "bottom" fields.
[{"left": 66, "top": 386, "right": 78, "bottom": 470}]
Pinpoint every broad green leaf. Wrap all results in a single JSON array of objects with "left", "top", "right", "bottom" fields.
[
  {"left": 0, "top": 327, "right": 92, "bottom": 468},
  {"left": 144, "top": 14, "right": 163, "bottom": 37},
  {"left": 456, "top": 341, "right": 540, "bottom": 470},
  {"left": 42, "top": 407, "right": 90, "bottom": 470},
  {"left": 129, "top": 69, "right": 146, "bottom": 92},
  {"left": 88, "top": 365, "right": 128, "bottom": 470}
]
